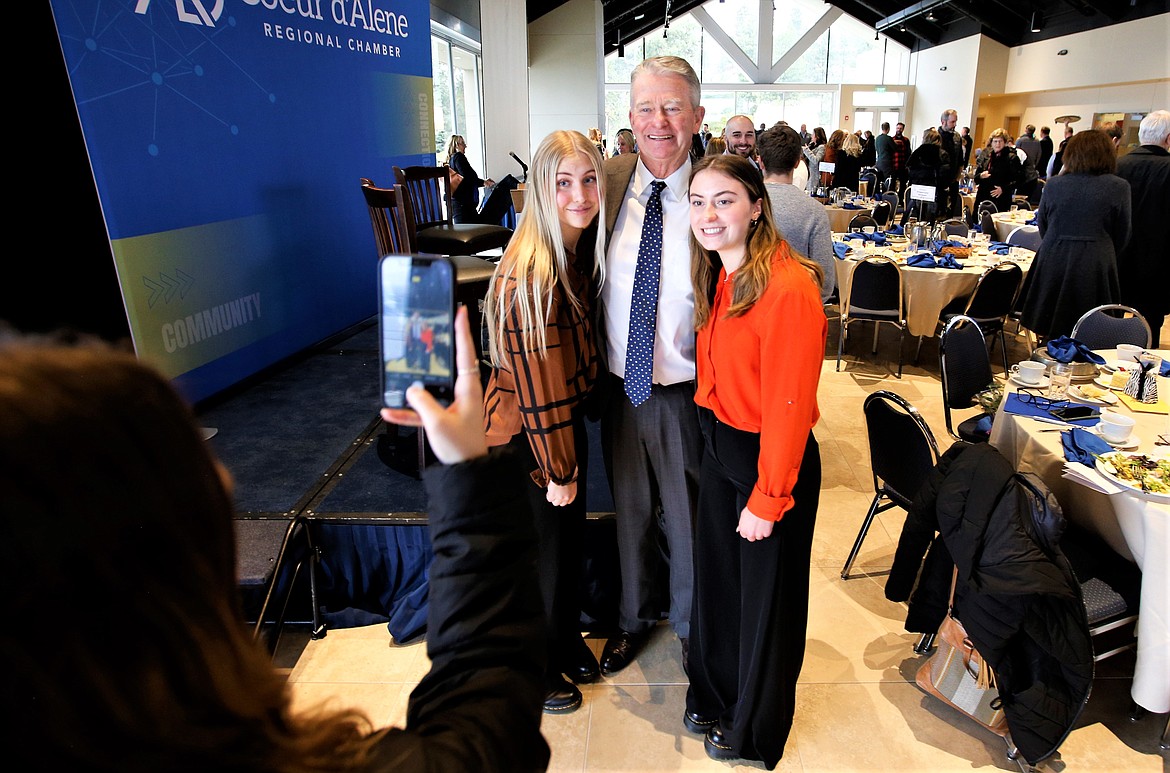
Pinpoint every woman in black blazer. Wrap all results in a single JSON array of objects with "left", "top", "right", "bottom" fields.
[
  {"left": 974, "top": 128, "right": 1024, "bottom": 213},
  {"left": 445, "top": 134, "right": 494, "bottom": 223}
]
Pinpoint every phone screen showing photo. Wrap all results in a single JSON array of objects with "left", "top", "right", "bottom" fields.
[{"left": 379, "top": 255, "right": 455, "bottom": 409}]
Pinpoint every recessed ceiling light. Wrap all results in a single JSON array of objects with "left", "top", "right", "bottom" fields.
[{"left": 634, "top": 13, "right": 644, "bottom": 20}]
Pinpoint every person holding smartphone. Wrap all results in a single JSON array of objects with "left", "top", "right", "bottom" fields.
[
  {"left": 683, "top": 154, "right": 826, "bottom": 768},
  {"left": 482, "top": 130, "right": 607, "bottom": 714},
  {"left": 3, "top": 308, "right": 551, "bottom": 772}
]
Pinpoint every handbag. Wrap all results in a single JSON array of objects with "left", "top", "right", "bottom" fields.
[
  {"left": 446, "top": 164, "right": 463, "bottom": 194},
  {"left": 915, "top": 568, "right": 1008, "bottom": 737}
]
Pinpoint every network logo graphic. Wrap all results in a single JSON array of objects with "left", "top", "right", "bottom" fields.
[{"left": 135, "top": 0, "right": 224, "bottom": 27}]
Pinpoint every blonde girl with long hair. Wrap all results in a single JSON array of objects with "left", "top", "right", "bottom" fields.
[
  {"left": 482, "top": 129, "right": 607, "bottom": 715},
  {"left": 684, "top": 153, "right": 826, "bottom": 768}
]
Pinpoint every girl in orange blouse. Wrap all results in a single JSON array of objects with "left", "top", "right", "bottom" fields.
[
  {"left": 482, "top": 130, "right": 606, "bottom": 715},
  {"left": 683, "top": 154, "right": 827, "bottom": 769}
]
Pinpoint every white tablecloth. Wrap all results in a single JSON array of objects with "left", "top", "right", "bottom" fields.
[
  {"left": 832, "top": 238, "right": 1033, "bottom": 337},
  {"left": 989, "top": 349, "right": 1170, "bottom": 713}
]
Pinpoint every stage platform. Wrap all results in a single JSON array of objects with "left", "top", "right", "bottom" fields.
[{"left": 199, "top": 319, "right": 619, "bottom": 643}]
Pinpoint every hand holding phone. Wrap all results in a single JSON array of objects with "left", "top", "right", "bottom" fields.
[
  {"left": 381, "top": 305, "right": 488, "bottom": 465},
  {"left": 379, "top": 255, "right": 456, "bottom": 409}
]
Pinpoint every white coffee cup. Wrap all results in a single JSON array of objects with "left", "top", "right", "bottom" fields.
[
  {"left": 862, "top": 226, "right": 876, "bottom": 235},
  {"left": 1116, "top": 344, "right": 1144, "bottom": 363},
  {"left": 1010, "top": 361, "right": 1046, "bottom": 385},
  {"left": 1098, "top": 410, "right": 1136, "bottom": 444}
]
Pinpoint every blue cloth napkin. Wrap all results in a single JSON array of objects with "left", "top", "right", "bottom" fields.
[
  {"left": 886, "top": 224, "right": 904, "bottom": 236},
  {"left": 974, "top": 415, "right": 993, "bottom": 436},
  {"left": 1061, "top": 427, "right": 1112, "bottom": 465},
  {"left": 1002, "top": 393, "right": 1101, "bottom": 427},
  {"left": 846, "top": 231, "right": 887, "bottom": 244},
  {"left": 841, "top": 202, "right": 862, "bottom": 210},
  {"left": 931, "top": 239, "right": 967, "bottom": 251},
  {"left": 935, "top": 253, "right": 963, "bottom": 269},
  {"left": 988, "top": 241, "right": 1011, "bottom": 255},
  {"left": 1045, "top": 336, "right": 1106, "bottom": 365},
  {"left": 833, "top": 241, "right": 852, "bottom": 260},
  {"left": 905, "top": 252, "right": 938, "bottom": 267},
  {"left": 970, "top": 223, "right": 982, "bottom": 234},
  {"left": 1161, "top": 360, "right": 1170, "bottom": 377},
  {"left": 1026, "top": 216, "right": 1037, "bottom": 225}
]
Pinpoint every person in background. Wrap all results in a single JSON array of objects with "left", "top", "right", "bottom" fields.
[
  {"left": 974, "top": 128, "right": 1024, "bottom": 214},
  {"left": 445, "top": 134, "right": 495, "bottom": 224},
  {"left": 1014, "top": 125, "right": 1041, "bottom": 200},
  {"left": 1020, "top": 129, "right": 1131, "bottom": 340},
  {"left": 482, "top": 130, "right": 607, "bottom": 715},
  {"left": 757, "top": 124, "right": 835, "bottom": 302},
  {"left": 960, "top": 126, "right": 973, "bottom": 167},
  {"left": 1037, "top": 126, "right": 1054, "bottom": 179},
  {"left": 874, "top": 122, "right": 894, "bottom": 190},
  {"left": 724, "top": 115, "right": 760, "bottom": 168},
  {"left": 2, "top": 312, "right": 550, "bottom": 772},
  {"left": 805, "top": 127, "right": 828, "bottom": 195},
  {"left": 614, "top": 128, "right": 636, "bottom": 156},
  {"left": 832, "top": 131, "right": 864, "bottom": 192},
  {"left": 799, "top": 123, "right": 812, "bottom": 146},
  {"left": 1102, "top": 121, "right": 1123, "bottom": 151},
  {"left": 1050, "top": 125, "right": 1074, "bottom": 176},
  {"left": 821, "top": 129, "right": 845, "bottom": 187},
  {"left": 859, "top": 130, "right": 876, "bottom": 167},
  {"left": 1114, "top": 109, "right": 1170, "bottom": 346},
  {"left": 891, "top": 122, "right": 911, "bottom": 196},
  {"left": 684, "top": 153, "right": 825, "bottom": 769},
  {"left": 588, "top": 127, "right": 606, "bottom": 156},
  {"left": 598, "top": 55, "right": 705, "bottom": 678},
  {"left": 705, "top": 136, "right": 727, "bottom": 157},
  {"left": 938, "top": 109, "right": 964, "bottom": 216},
  {"left": 902, "top": 127, "right": 951, "bottom": 225}
]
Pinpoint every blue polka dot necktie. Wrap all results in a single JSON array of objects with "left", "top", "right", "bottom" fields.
[{"left": 624, "top": 180, "right": 666, "bottom": 407}]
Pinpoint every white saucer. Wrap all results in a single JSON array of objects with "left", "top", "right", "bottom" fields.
[
  {"left": 1091, "top": 426, "right": 1141, "bottom": 450},
  {"left": 1010, "top": 373, "right": 1050, "bottom": 388},
  {"left": 1101, "top": 360, "right": 1140, "bottom": 375}
]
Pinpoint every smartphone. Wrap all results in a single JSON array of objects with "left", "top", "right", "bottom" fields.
[
  {"left": 1049, "top": 405, "right": 1100, "bottom": 422},
  {"left": 378, "top": 255, "right": 456, "bottom": 409}
]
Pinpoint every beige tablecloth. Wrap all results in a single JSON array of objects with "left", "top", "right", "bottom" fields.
[
  {"left": 990, "top": 211, "right": 1036, "bottom": 242},
  {"left": 832, "top": 239, "right": 1033, "bottom": 337},
  {"left": 823, "top": 204, "right": 873, "bottom": 233},
  {"left": 989, "top": 350, "right": 1170, "bottom": 713}
]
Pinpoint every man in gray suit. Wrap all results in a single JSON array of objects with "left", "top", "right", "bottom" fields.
[{"left": 597, "top": 55, "right": 705, "bottom": 676}]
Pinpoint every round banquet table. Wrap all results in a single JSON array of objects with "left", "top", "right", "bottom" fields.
[
  {"left": 823, "top": 202, "right": 873, "bottom": 233},
  {"left": 989, "top": 349, "right": 1170, "bottom": 714},
  {"left": 831, "top": 235, "right": 1034, "bottom": 338},
  {"left": 990, "top": 210, "right": 1036, "bottom": 242}
]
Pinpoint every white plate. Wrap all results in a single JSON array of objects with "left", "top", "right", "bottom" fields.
[
  {"left": 1010, "top": 373, "right": 1051, "bottom": 388},
  {"left": 1094, "top": 375, "right": 1128, "bottom": 391},
  {"left": 1069, "top": 385, "right": 1119, "bottom": 405},
  {"left": 1090, "top": 427, "right": 1141, "bottom": 450},
  {"left": 1094, "top": 452, "right": 1170, "bottom": 503},
  {"left": 1100, "top": 360, "right": 1140, "bottom": 375}
]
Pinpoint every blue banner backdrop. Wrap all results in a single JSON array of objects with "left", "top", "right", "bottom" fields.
[{"left": 49, "top": 0, "right": 434, "bottom": 402}]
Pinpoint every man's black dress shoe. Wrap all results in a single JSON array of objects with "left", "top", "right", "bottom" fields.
[
  {"left": 600, "top": 630, "right": 650, "bottom": 676},
  {"left": 543, "top": 676, "right": 583, "bottom": 714},
  {"left": 560, "top": 637, "right": 600, "bottom": 684},
  {"left": 682, "top": 710, "right": 717, "bottom": 735},
  {"left": 704, "top": 724, "right": 740, "bottom": 762}
]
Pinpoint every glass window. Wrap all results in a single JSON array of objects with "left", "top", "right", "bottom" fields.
[
  {"left": 852, "top": 90, "right": 905, "bottom": 107},
  {"left": 431, "top": 37, "right": 452, "bottom": 158},
  {"left": 827, "top": 14, "right": 887, "bottom": 84},
  {"left": 773, "top": 0, "right": 830, "bottom": 62},
  {"left": 701, "top": 27, "right": 750, "bottom": 84},
  {"left": 645, "top": 13, "right": 703, "bottom": 61},
  {"left": 778, "top": 29, "right": 828, "bottom": 84},
  {"left": 703, "top": 0, "right": 759, "bottom": 64}
]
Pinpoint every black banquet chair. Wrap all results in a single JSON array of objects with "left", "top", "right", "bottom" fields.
[
  {"left": 871, "top": 200, "right": 894, "bottom": 228},
  {"left": 939, "top": 315, "right": 995, "bottom": 443},
  {"left": 837, "top": 256, "right": 906, "bottom": 378},
  {"left": 935, "top": 261, "right": 1024, "bottom": 371},
  {"left": 392, "top": 165, "right": 512, "bottom": 258},
  {"left": 1069, "top": 304, "right": 1152, "bottom": 349},
  {"left": 841, "top": 391, "right": 940, "bottom": 580},
  {"left": 848, "top": 214, "right": 879, "bottom": 232}
]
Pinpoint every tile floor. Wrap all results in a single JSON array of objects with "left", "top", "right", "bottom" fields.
[{"left": 282, "top": 321, "right": 1169, "bottom": 772}]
